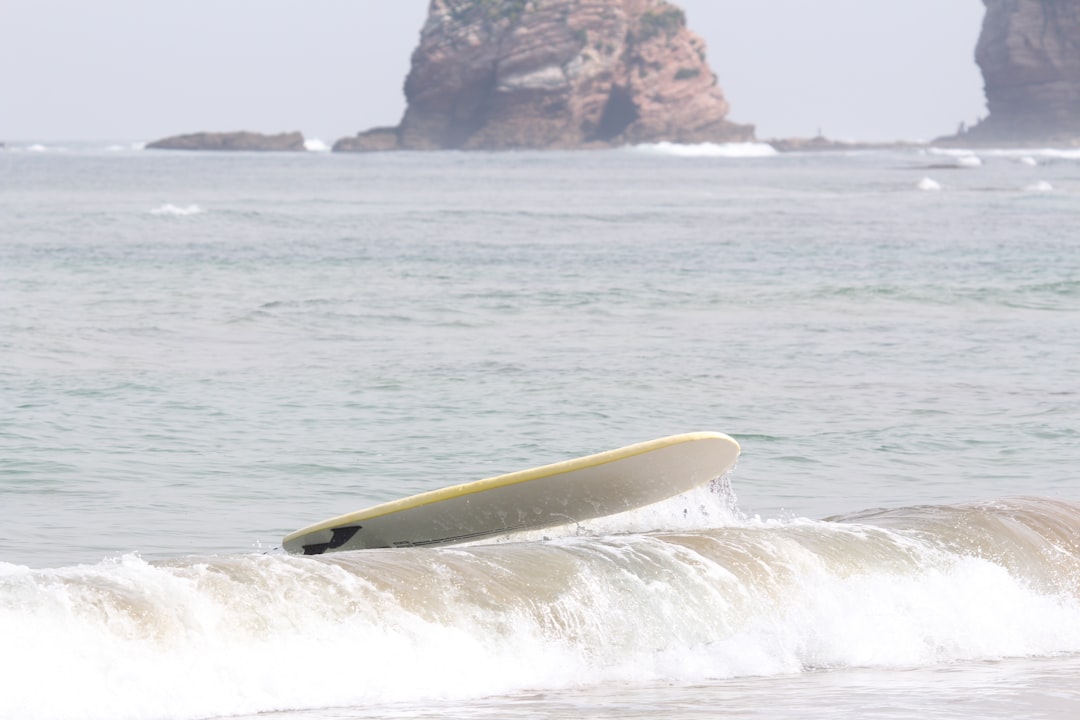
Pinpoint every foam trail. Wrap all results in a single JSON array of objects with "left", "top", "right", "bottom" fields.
[
  {"left": 629, "top": 142, "right": 778, "bottom": 158},
  {"left": 917, "top": 177, "right": 942, "bottom": 191},
  {"left": 1024, "top": 180, "right": 1054, "bottom": 192}
]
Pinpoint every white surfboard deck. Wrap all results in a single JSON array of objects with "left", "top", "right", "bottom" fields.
[{"left": 282, "top": 431, "right": 739, "bottom": 555}]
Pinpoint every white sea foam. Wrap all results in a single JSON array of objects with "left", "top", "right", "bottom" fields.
[
  {"left": 150, "top": 203, "right": 204, "bottom": 216},
  {"left": 629, "top": 142, "right": 779, "bottom": 158},
  {"left": 1024, "top": 180, "right": 1054, "bottom": 192},
  {"left": 4, "top": 503, "right": 1080, "bottom": 720},
  {"left": 1020, "top": 156, "right": 1038, "bottom": 166},
  {"left": 926, "top": 148, "right": 971, "bottom": 158},
  {"left": 917, "top": 177, "right": 942, "bottom": 191},
  {"left": 304, "top": 137, "right": 331, "bottom": 152},
  {"left": 104, "top": 142, "right": 145, "bottom": 152},
  {"left": 0, "top": 562, "right": 29, "bottom": 577},
  {"left": 484, "top": 474, "right": 742, "bottom": 546},
  {"left": 926, "top": 148, "right": 981, "bottom": 167},
  {"left": 942, "top": 147, "right": 1080, "bottom": 161},
  {"left": 1015, "top": 148, "right": 1080, "bottom": 160}
]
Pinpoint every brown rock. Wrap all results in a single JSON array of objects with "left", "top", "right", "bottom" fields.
[
  {"left": 943, "top": 0, "right": 1080, "bottom": 146},
  {"left": 332, "top": 127, "right": 401, "bottom": 152},
  {"left": 335, "top": 0, "right": 752, "bottom": 152},
  {"left": 146, "top": 131, "right": 306, "bottom": 152}
]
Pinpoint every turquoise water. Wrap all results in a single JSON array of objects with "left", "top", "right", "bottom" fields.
[{"left": 1, "top": 144, "right": 1079, "bottom": 719}]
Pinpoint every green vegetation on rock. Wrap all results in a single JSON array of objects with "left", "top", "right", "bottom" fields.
[
  {"left": 637, "top": 6, "right": 686, "bottom": 41},
  {"left": 448, "top": 0, "right": 535, "bottom": 25}
]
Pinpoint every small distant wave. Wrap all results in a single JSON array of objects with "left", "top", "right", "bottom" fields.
[
  {"left": 106, "top": 142, "right": 146, "bottom": 152},
  {"left": 1007, "top": 148, "right": 1080, "bottom": 160},
  {"left": 628, "top": 142, "right": 779, "bottom": 158},
  {"left": 7, "top": 142, "right": 148, "bottom": 153},
  {"left": 917, "top": 177, "right": 942, "bottom": 191},
  {"left": 1024, "top": 180, "right": 1054, "bottom": 193},
  {"left": 304, "top": 138, "right": 331, "bottom": 152},
  {"left": 925, "top": 148, "right": 982, "bottom": 168},
  {"left": 926, "top": 148, "right": 972, "bottom": 158},
  {"left": 149, "top": 203, "right": 204, "bottom": 216},
  {"left": 946, "top": 147, "right": 1080, "bottom": 161}
]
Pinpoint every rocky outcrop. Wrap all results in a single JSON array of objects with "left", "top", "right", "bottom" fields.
[
  {"left": 146, "top": 131, "right": 306, "bottom": 151},
  {"left": 333, "top": 127, "right": 401, "bottom": 152},
  {"left": 948, "top": 0, "right": 1080, "bottom": 145},
  {"left": 334, "top": 0, "right": 751, "bottom": 152}
]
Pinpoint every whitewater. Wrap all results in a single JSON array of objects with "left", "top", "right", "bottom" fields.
[{"left": 1, "top": 142, "right": 1078, "bottom": 719}]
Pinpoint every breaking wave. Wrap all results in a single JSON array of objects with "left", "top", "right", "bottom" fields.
[
  {"left": 304, "top": 138, "right": 331, "bottom": 152},
  {"left": 930, "top": 147, "right": 1080, "bottom": 162},
  {"left": 2, "top": 495, "right": 1079, "bottom": 720}
]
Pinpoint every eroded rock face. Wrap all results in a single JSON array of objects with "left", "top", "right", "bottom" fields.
[
  {"left": 963, "top": 0, "right": 1080, "bottom": 144},
  {"left": 335, "top": 0, "right": 751, "bottom": 151},
  {"left": 146, "top": 131, "right": 306, "bottom": 151}
]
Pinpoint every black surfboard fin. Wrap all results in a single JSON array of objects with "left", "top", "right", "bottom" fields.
[{"left": 302, "top": 525, "right": 362, "bottom": 555}]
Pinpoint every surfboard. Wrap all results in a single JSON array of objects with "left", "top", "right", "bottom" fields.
[{"left": 282, "top": 431, "right": 740, "bottom": 555}]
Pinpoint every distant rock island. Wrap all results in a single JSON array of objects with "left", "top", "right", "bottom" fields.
[
  {"left": 146, "top": 131, "right": 306, "bottom": 151},
  {"left": 942, "top": 0, "right": 1080, "bottom": 146},
  {"left": 334, "top": 0, "right": 751, "bottom": 152},
  {"left": 143, "top": 1, "right": 1080, "bottom": 154}
]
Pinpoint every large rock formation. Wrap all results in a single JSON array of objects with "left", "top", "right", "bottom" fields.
[
  {"left": 147, "top": 131, "right": 306, "bottom": 151},
  {"left": 952, "top": 0, "right": 1080, "bottom": 145},
  {"left": 335, "top": 0, "right": 752, "bottom": 151}
]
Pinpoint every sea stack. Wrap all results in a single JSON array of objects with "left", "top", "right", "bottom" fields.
[
  {"left": 146, "top": 131, "right": 307, "bottom": 151},
  {"left": 949, "top": 0, "right": 1080, "bottom": 146},
  {"left": 334, "top": 0, "right": 752, "bottom": 151}
]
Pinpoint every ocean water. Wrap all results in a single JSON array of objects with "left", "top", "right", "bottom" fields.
[{"left": 1, "top": 141, "right": 1079, "bottom": 719}]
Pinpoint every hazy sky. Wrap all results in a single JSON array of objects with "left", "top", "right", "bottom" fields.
[{"left": 1, "top": 0, "right": 986, "bottom": 143}]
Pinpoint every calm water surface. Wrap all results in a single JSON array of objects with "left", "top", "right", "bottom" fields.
[{"left": 1, "top": 143, "right": 1078, "bottom": 719}]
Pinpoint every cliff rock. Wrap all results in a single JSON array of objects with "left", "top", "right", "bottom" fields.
[
  {"left": 954, "top": 0, "right": 1080, "bottom": 145},
  {"left": 147, "top": 131, "right": 306, "bottom": 151},
  {"left": 334, "top": 0, "right": 752, "bottom": 151}
]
